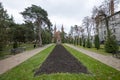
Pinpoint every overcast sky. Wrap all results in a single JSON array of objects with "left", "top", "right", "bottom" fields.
[{"left": 0, "top": 0, "right": 120, "bottom": 33}]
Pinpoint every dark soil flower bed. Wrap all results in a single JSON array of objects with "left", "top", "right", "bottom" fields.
[{"left": 34, "top": 44, "right": 88, "bottom": 76}]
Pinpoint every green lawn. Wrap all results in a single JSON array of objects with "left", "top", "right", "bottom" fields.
[
  {"left": 75, "top": 44, "right": 112, "bottom": 55},
  {"left": 75, "top": 44, "right": 120, "bottom": 55},
  {"left": 0, "top": 43, "right": 36, "bottom": 60},
  {"left": 0, "top": 44, "right": 120, "bottom": 80},
  {"left": 19, "top": 43, "right": 36, "bottom": 51}
]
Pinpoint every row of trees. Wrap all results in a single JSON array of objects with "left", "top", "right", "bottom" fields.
[
  {"left": 0, "top": 3, "right": 14, "bottom": 51},
  {"left": 0, "top": 3, "right": 53, "bottom": 54},
  {"left": 67, "top": 0, "right": 119, "bottom": 53}
]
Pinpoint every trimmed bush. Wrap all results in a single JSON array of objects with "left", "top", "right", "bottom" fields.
[
  {"left": 73, "top": 39, "right": 75, "bottom": 45},
  {"left": 86, "top": 38, "right": 92, "bottom": 48},
  {"left": 94, "top": 35, "right": 100, "bottom": 50},
  {"left": 80, "top": 38, "right": 82, "bottom": 46},
  {"left": 83, "top": 39, "right": 86, "bottom": 47},
  {"left": 105, "top": 35, "right": 119, "bottom": 53},
  {"left": 0, "top": 42, "right": 4, "bottom": 51},
  {"left": 76, "top": 38, "right": 79, "bottom": 45},
  {"left": 13, "top": 41, "right": 18, "bottom": 49}
]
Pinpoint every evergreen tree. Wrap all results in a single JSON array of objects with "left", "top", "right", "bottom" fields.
[
  {"left": 86, "top": 38, "right": 92, "bottom": 48},
  {"left": 76, "top": 38, "right": 79, "bottom": 45},
  {"left": 105, "top": 32, "right": 119, "bottom": 53},
  {"left": 21, "top": 5, "right": 52, "bottom": 46},
  {"left": 61, "top": 31, "right": 65, "bottom": 43},
  {"left": 0, "top": 3, "right": 11, "bottom": 51},
  {"left": 80, "top": 38, "right": 82, "bottom": 46},
  {"left": 94, "top": 35, "right": 100, "bottom": 50},
  {"left": 41, "top": 28, "right": 52, "bottom": 44},
  {"left": 83, "top": 39, "right": 86, "bottom": 47}
]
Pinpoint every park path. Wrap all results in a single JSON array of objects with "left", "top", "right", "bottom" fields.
[
  {"left": 0, "top": 44, "right": 52, "bottom": 75},
  {"left": 65, "top": 44, "right": 120, "bottom": 71}
]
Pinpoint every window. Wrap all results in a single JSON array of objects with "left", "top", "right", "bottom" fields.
[{"left": 104, "top": 31, "right": 106, "bottom": 35}]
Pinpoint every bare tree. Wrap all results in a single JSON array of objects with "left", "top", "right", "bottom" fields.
[
  {"left": 93, "top": 0, "right": 119, "bottom": 52},
  {"left": 82, "top": 16, "right": 93, "bottom": 39},
  {"left": 82, "top": 16, "right": 93, "bottom": 48},
  {"left": 100, "top": 0, "right": 120, "bottom": 15},
  {"left": 69, "top": 26, "right": 74, "bottom": 43}
]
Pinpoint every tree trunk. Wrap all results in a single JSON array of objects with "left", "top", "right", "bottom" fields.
[
  {"left": 104, "top": 15, "right": 110, "bottom": 38},
  {"left": 38, "top": 19, "right": 42, "bottom": 47}
]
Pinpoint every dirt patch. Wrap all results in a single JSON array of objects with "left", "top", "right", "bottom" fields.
[{"left": 34, "top": 44, "right": 88, "bottom": 76}]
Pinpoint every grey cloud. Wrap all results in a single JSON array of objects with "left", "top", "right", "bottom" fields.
[{"left": 1, "top": 0, "right": 106, "bottom": 33}]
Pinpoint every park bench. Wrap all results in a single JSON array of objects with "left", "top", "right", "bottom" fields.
[
  {"left": 112, "top": 51, "right": 120, "bottom": 59},
  {"left": 11, "top": 47, "right": 26, "bottom": 55}
]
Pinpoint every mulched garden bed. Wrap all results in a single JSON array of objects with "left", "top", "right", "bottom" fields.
[{"left": 34, "top": 44, "right": 89, "bottom": 76}]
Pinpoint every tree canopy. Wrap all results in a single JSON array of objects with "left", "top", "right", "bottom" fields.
[{"left": 21, "top": 5, "right": 52, "bottom": 46}]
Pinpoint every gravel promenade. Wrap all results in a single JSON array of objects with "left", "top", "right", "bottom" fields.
[
  {"left": 0, "top": 44, "right": 52, "bottom": 75},
  {"left": 65, "top": 44, "right": 120, "bottom": 71}
]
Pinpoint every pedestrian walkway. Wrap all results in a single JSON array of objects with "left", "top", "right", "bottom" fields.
[
  {"left": 0, "top": 44, "right": 52, "bottom": 75},
  {"left": 65, "top": 44, "right": 120, "bottom": 71}
]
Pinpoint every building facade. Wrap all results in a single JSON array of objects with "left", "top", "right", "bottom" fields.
[
  {"left": 53, "top": 25, "right": 64, "bottom": 44},
  {"left": 99, "top": 11, "right": 120, "bottom": 42}
]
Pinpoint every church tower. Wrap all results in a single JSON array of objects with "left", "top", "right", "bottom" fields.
[
  {"left": 54, "top": 24, "right": 57, "bottom": 33},
  {"left": 53, "top": 24, "right": 61, "bottom": 44},
  {"left": 61, "top": 24, "right": 64, "bottom": 32},
  {"left": 61, "top": 24, "right": 65, "bottom": 43}
]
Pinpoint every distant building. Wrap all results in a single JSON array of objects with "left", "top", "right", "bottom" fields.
[
  {"left": 53, "top": 24, "right": 64, "bottom": 44},
  {"left": 99, "top": 11, "right": 120, "bottom": 42}
]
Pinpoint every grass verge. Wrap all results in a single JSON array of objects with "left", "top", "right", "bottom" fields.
[
  {"left": 75, "top": 44, "right": 111, "bottom": 55},
  {"left": 75, "top": 44, "right": 120, "bottom": 55}
]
